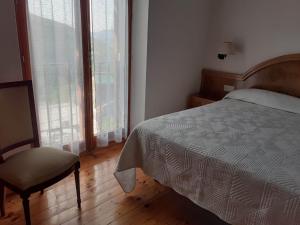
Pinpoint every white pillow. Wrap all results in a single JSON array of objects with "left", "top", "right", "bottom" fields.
[{"left": 224, "top": 88, "right": 300, "bottom": 114}]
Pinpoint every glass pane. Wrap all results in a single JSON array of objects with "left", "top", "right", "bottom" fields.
[
  {"left": 27, "top": 0, "right": 85, "bottom": 153},
  {"left": 90, "top": 0, "right": 128, "bottom": 144}
]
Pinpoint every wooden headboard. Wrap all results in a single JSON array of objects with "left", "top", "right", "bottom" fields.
[{"left": 201, "top": 54, "right": 300, "bottom": 99}]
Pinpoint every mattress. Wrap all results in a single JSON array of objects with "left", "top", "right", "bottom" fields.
[{"left": 115, "top": 89, "right": 300, "bottom": 225}]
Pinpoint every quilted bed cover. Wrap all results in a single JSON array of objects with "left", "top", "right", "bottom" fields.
[{"left": 115, "top": 91, "right": 300, "bottom": 225}]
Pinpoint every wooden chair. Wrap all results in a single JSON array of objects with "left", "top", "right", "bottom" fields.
[{"left": 0, "top": 81, "right": 81, "bottom": 225}]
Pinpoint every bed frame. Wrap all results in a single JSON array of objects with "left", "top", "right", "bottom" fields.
[{"left": 201, "top": 54, "right": 300, "bottom": 99}]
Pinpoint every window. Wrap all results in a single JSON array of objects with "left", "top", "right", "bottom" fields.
[{"left": 15, "top": 0, "right": 131, "bottom": 152}]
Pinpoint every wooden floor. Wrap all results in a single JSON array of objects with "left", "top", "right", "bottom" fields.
[{"left": 0, "top": 144, "right": 228, "bottom": 225}]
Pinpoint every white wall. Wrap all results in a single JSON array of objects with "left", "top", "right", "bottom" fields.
[
  {"left": 145, "top": 0, "right": 211, "bottom": 119},
  {"left": 204, "top": 0, "right": 300, "bottom": 74},
  {"left": 130, "top": 0, "right": 149, "bottom": 130},
  {"left": 0, "top": 0, "right": 23, "bottom": 82}
]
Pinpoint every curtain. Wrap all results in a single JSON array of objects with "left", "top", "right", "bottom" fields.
[
  {"left": 90, "top": 0, "right": 128, "bottom": 147},
  {"left": 27, "top": 0, "right": 85, "bottom": 154}
]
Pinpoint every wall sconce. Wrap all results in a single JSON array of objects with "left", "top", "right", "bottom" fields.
[{"left": 218, "top": 42, "right": 235, "bottom": 60}]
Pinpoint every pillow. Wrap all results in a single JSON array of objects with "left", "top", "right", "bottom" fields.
[{"left": 224, "top": 88, "right": 300, "bottom": 114}]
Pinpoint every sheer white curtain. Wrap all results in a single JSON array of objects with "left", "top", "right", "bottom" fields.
[
  {"left": 27, "top": 0, "right": 85, "bottom": 154},
  {"left": 90, "top": 0, "right": 128, "bottom": 146}
]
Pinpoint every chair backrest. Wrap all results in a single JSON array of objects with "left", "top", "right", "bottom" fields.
[{"left": 0, "top": 81, "right": 39, "bottom": 160}]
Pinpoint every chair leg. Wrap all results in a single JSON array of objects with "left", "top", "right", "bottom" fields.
[
  {"left": 21, "top": 194, "right": 31, "bottom": 225},
  {"left": 74, "top": 163, "right": 81, "bottom": 209},
  {"left": 0, "top": 181, "right": 5, "bottom": 217}
]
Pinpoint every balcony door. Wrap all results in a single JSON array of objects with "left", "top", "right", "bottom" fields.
[{"left": 15, "top": 0, "right": 131, "bottom": 152}]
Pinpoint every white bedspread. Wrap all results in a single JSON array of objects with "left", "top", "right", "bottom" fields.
[{"left": 115, "top": 93, "right": 300, "bottom": 225}]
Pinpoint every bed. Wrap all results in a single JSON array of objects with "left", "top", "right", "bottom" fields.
[{"left": 115, "top": 54, "right": 300, "bottom": 225}]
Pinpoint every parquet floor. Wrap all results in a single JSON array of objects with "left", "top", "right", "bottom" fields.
[{"left": 0, "top": 143, "right": 228, "bottom": 225}]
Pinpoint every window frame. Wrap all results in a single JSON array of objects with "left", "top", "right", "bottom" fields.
[{"left": 14, "top": 0, "right": 132, "bottom": 151}]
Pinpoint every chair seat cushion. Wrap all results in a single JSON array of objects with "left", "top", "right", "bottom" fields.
[{"left": 0, "top": 147, "right": 79, "bottom": 191}]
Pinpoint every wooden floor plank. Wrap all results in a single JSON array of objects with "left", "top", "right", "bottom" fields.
[{"left": 0, "top": 144, "right": 228, "bottom": 225}]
